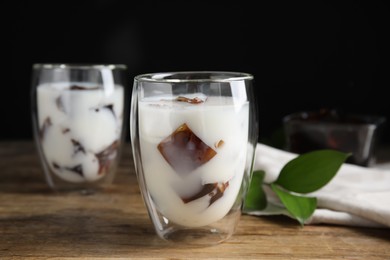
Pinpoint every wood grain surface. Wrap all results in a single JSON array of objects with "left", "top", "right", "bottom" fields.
[{"left": 1, "top": 141, "right": 389, "bottom": 259}]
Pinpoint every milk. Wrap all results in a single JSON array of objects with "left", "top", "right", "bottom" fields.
[
  {"left": 37, "top": 82, "right": 124, "bottom": 183},
  {"left": 139, "top": 94, "right": 249, "bottom": 227}
]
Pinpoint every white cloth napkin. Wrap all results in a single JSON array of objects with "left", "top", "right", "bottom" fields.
[{"left": 246, "top": 143, "right": 390, "bottom": 228}]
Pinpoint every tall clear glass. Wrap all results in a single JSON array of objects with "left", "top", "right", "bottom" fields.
[
  {"left": 31, "top": 64, "right": 128, "bottom": 193},
  {"left": 130, "top": 71, "right": 258, "bottom": 246}
]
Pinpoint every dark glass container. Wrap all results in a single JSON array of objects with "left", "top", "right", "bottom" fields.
[{"left": 283, "top": 109, "right": 386, "bottom": 167}]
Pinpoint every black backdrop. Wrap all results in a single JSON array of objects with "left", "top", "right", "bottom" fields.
[{"left": 10, "top": 1, "right": 390, "bottom": 145}]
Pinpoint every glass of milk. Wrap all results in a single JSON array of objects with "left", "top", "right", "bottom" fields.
[
  {"left": 31, "top": 64, "right": 128, "bottom": 194},
  {"left": 130, "top": 71, "right": 258, "bottom": 245}
]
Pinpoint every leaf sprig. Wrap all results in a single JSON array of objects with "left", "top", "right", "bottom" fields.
[{"left": 244, "top": 149, "right": 350, "bottom": 225}]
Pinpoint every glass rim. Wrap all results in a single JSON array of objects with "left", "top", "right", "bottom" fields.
[
  {"left": 32, "top": 63, "right": 127, "bottom": 70},
  {"left": 134, "top": 71, "right": 254, "bottom": 83},
  {"left": 283, "top": 110, "right": 386, "bottom": 126}
]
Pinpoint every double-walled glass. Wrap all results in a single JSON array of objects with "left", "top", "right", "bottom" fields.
[
  {"left": 130, "top": 71, "right": 258, "bottom": 246},
  {"left": 31, "top": 64, "right": 128, "bottom": 193}
]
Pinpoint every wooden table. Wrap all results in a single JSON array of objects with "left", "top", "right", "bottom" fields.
[{"left": 1, "top": 141, "right": 389, "bottom": 259}]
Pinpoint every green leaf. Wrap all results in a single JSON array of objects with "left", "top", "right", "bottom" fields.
[
  {"left": 243, "top": 170, "right": 267, "bottom": 211},
  {"left": 271, "top": 183, "right": 317, "bottom": 226},
  {"left": 275, "top": 150, "right": 350, "bottom": 193}
]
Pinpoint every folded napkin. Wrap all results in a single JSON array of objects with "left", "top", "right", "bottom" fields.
[{"left": 246, "top": 143, "right": 390, "bottom": 228}]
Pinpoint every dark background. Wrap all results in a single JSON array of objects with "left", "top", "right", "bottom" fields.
[{"left": 10, "top": 0, "right": 390, "bottom": 145}]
